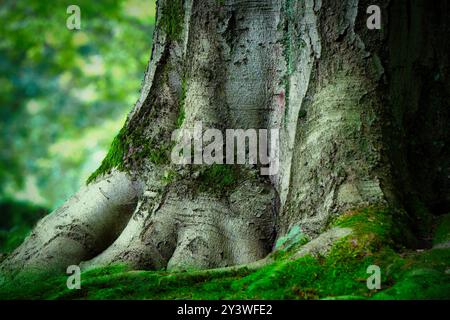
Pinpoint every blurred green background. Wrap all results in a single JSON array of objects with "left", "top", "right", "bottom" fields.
[{"left": 0, "top": 0, "right": 156, "bottom": 254}]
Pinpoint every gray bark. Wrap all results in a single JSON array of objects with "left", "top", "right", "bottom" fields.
[{"left": 1, "top": 0, "right": 449, "bottom": 276}]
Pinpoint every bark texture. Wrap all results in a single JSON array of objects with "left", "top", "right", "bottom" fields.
[{"left": 1, "top": 0, "right": 449, "bottom": 276}]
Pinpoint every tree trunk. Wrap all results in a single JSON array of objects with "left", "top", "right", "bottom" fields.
[{"left": 2, "top": 0, "right": 449, "bottom": 276}]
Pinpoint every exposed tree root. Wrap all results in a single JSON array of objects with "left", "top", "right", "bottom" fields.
[
  {"left": 82, "top": 179, "right": 276, "bottom": 271},
  {"left": 0, "top": 171, "right": 142, "bottom": 277}
]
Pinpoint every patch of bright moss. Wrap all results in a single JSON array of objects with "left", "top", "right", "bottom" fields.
[
  {"left": 0, "top": 226, "right": 31, "bottom": 254},
  {"left": 86, "top": 128, "right": 175, "bottom": 184},
  {"left": 332, "top": 205, "right": 417, "bottom": 249},
  {"left": 2, "top": 206, "right": 449, "bottom": 300},
  {"left": 148, "top": 144, "right": 171, "bottom": 165},
  {"left": 0, "top": 271, "right": 67, "bottom": 300},
  {"left": 86, "top": 126, "right": 128, "bottom": 184},
  {"left": 372, "top": 249, "right": 450, "bottom": 300}
]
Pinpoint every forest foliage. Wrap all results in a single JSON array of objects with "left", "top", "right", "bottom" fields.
[{"left": 0, "top": 0, "right": 155, "bottom": 253}]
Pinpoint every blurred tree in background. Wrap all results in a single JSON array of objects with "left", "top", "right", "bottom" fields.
[{"left": 0, "top": 0, "right": 156, "bottom": 252}]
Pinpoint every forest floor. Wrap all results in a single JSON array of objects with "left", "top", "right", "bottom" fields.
[{"left": 0, "top": 206, "right": 449, "bottom": 300}]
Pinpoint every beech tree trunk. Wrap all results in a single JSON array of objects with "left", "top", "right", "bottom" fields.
[{"left": 2, "top": 0, "right": 449, "bottom": 276}]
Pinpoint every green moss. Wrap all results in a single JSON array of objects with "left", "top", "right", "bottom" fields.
[
  {"left": 2, "top": 206, "right": 449, "bottom": 300},
  {"left": 160, "top": 0, "right": 184, "bottom": 41},
  {"left": 86, "top": 124, "right": 176, "bottom": 184},
  {"left": 373, "top": 268, "right": 450, "bottom": 300},
  {"left": 86, "top": 126, "right": 128, "bottom": 184},
  {"left": 332, "top": 205, "right": 417, "bottom": 249},
  {"left": 0, "top": 271, "right": 67, "bottom": 300},
  {"left": 372, "top": 249, "right": 450, "bottom": 300},
  {"left": 148, "top": 144, "right": 171, "bottom": 165}
]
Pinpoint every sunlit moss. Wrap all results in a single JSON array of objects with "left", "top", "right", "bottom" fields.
[
  {"left": 86, "top": 127, "right": 128, "bottom": 184},
  {"left": 2, "top": 206, "right": 449, "bottom": 300},
  {"left": 195, "top": 164, "right": 240, "bottom": 195},
  {"left": 331, "top": 205, "right": 418, "bottom": 249},
  {"left": 372, "top": 248, "right": 450, "bottom": 300}
]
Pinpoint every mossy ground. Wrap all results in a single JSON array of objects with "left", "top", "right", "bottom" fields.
[
  {"left": 86, "top": 126, "right": 175, "bottom": 184},
  {"left": 1, "top": 207, "right": 448, "bottom": 300}
]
